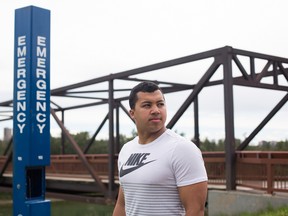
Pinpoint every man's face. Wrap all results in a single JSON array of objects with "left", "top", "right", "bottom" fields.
[{"left": 129, "top": 90, "right": 167, "bottom": 135}]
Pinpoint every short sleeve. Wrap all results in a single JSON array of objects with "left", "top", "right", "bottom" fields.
[{"left": 172, "top": 141, "right": 208, "bottom": 187}]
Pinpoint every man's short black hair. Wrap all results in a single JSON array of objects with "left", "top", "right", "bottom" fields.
[{"left": 129, "top": 81, "right": 164, "bottom": 109}]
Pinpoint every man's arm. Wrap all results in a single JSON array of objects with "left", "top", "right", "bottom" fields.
[
  {"left": 112, "top": 186, "right": 126, "bottom": 216},
  {"left": 178, "top": 181, "right": 208, "bottom": 216}
]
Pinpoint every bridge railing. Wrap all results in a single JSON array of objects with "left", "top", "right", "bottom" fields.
[
  {"left": 235, "top": 151, "right": 288, "bottom": 194},
  {"left": 203, "top": 151, "right": 288, "bottom": 194},
  {"left": 1, "top": 151, "right": 287, "bottom": 194},
  {"left": 46, "top": 154, "right": 118, "bottom": 179}
]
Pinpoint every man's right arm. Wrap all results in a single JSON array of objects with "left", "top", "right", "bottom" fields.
[{"left": 112, "top": 186, "right": 126, "bottom": 216}]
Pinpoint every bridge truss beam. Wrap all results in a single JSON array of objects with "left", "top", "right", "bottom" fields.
[{"left": 1, "top": 46, "right": 288, "bottom": 200}]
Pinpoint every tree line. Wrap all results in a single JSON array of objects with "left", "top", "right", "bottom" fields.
[
  {"left": 0, "top": 131, "right": 287, "bottom": 155},
  {"left": 199, "top": 137, "right": 288, "bottom": 151}
]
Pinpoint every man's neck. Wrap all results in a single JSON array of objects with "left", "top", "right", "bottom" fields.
[{"left": 138, "top": 128, "right": 167, "bottom": 144}]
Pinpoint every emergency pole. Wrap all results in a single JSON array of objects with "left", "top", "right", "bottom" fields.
[{"left": 13, "top": 6, "right": 51, "bottom": 216}]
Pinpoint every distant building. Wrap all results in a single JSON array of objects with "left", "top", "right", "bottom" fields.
[{"left": 4, "top": 127, "right": 12, "bottom": 142}]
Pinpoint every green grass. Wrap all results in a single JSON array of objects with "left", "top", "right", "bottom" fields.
[
  {"left": 1, "top": 192, "right": 288, "bottom": 216},
  {"left": 239, "top": 205, "right": 288, "bottom": 216},
  {"left": 0, "top": 192, "right": 113, "bottom": 216},
  {"left": 0, "top": 200, "right": 114, "bottom": 216},
  {"left": 51, "top": 201, "right": 114, "bottom": 216},
  {"left": 0, "top": 204, "right": 12, "bottom": 216}
]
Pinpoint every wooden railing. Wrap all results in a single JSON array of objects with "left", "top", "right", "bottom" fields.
[{"left": 1, "top": 151, "right": 287, "bottom": 194}]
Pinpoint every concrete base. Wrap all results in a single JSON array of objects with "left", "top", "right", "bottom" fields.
[{"left": 208, "top": 190, "right": 288, "bottom": 216}]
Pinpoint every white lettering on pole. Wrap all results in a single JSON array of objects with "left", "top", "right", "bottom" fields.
[
  {"left": 16, "top": 35, "right": 48, "bottom": 134},
  {"left": 18, "top": 35, "right": 26, "bottom": 46},
  {"left": 36, "top": 36, "right": 47, "bottom": 134},
  {"left": 18, "top": 123, "right": 25, "bottom": 134},
  {"left": 16, "top": 36, "right": 27, "bottom": 133}
]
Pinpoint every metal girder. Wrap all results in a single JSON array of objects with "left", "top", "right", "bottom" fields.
[
  {"left": 50, "top": 108, "right": 108, "bottom": 198},
  {"left": 0, "top": 150, "right": 12, "bottom": 180},
  {"left": 108, "top": 80, "right": 116, "bottom": 198},
  {"left": 167, "top": 58, "right": 222, "bottom": 128},
  {"left": 222, "top": 46, "right": 237, "bottom": 191},
  {"left": 237, "top": 93, "right": 288, "bottom": 150},
  {"left": 83, "top": 113, "right": 109, "bottom": 154},
  {"left": 1, "top": 46, "right": 287, "bottom": 196}
]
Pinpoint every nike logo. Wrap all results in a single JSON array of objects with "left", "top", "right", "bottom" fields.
[{"left": 120, "top": 160, "right": 156, "bottom": 177}]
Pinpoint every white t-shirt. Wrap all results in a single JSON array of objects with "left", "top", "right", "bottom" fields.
[{"left": 118, "top": 129, "right": 208, "bottom": 216}]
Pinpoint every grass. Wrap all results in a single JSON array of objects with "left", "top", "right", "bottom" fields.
[
  {"left": 0, "top": 192, "right": 114, "bottom": 216},
  {"left": 51, "top": 201, "right": 114, "bottom": 216},
  {"left": 0, "top": 200, "right": 114, "bottom": 216},
  {"left": 239, "top": 205, "right": 288, "bottom": 216},
  {"left": 0, "top": 202, "right": 114, "bottom": 216},
  {"left": 1, "top": 192, "right": 288, "bottom": 216}
]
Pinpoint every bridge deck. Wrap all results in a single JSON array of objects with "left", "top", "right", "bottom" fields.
[{"left": 1, "top": 151, "right": 288, "bottom": 203}]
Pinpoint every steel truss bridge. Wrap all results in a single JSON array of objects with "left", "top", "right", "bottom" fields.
[{"left": 1, "top": 46, "right": 288, "bottom": 203}]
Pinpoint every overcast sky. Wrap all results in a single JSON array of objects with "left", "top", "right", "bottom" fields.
[{"left": 0, "top": 0, "right": 287, "bottom": 143}]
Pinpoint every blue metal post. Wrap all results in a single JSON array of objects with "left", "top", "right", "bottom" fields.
[{"left": 13, "top": 6, "right": 51, "bottom": 216}]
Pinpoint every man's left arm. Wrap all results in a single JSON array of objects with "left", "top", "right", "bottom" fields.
[{"left": 178, "top": 181, "right": 208, "bottom": 216}]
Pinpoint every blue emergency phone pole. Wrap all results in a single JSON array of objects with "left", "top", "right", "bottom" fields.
[{"left": 13, "top": 6, "right": 51, "bottom": 216}]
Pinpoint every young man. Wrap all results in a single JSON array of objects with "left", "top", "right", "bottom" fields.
[{"left": 113, "top": 81, "right": 208, "bottom": 216}]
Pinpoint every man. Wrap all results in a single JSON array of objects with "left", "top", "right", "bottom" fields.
[{"left": 113, "top": 81, "right": 208, "bottom": 216}]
